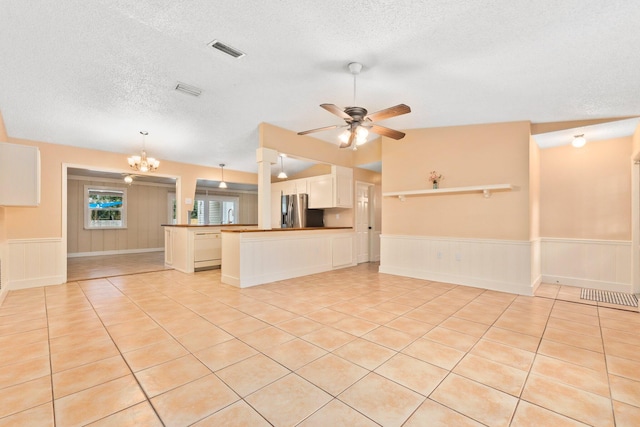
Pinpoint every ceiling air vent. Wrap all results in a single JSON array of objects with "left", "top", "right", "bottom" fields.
[
  {"left": 175, "top": 82, "right": 202, "bottom": 97},
  {"left": 207, "top": 40, "right": 246, "bottom": 58}
]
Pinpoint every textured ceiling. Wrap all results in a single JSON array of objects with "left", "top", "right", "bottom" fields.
[{"left": 1, "top": 0, "right": 639, "bottom": 174}]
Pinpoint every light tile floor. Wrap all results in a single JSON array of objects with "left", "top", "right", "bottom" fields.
[
  {"left": 1, "top": 264, "right": 639, "bottom": 426},
  {"left": 67, "top": 251, "right": 170, "bottom": 282}
]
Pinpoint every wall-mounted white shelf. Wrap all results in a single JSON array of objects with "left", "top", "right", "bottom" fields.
[{"left": 383, "top": 184, "right": 514, "bottom": 201}]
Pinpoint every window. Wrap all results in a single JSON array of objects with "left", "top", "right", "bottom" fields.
[
  {"left": 84, "top": 185, "right": 127, "bottom": 229},
  {"left": 193, "top": 194, "right": 239, "bottom": 225},
  {"left": 168, "top": 194, "right": 177, "bottom": 224},
  {"left": 167, "top": 192, "right": 238, "bottom": 225}
]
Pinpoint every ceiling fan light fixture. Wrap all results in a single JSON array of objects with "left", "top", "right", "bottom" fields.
[
  {"left": 356, "top": 126, "right": 369, "bottom": 145},
  {"left": 572, "top": 134, "right": 586, "bottom": 148},
  {"left": 339, "top": 129, "right": 351, "bottom": 144}
]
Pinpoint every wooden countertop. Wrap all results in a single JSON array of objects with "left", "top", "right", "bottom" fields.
[
  {"left": 161, "top": 224, "right": 258, "bottom": 228},
  {"left": 222, "top": 227, "right": 352, "bottom": 233}
]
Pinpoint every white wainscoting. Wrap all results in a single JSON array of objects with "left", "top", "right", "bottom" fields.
[
  {"left": 6, "top": 238, "right": 65, "bottom": 290},
  {"left": 379, "top": 235, "right": 538, "bottom": 295},
  {"left": 541, "top": 238, "right": 631, "bottom": 293},
  {"left": 222, "top": 230, "right": 357, "bottom": 288}
]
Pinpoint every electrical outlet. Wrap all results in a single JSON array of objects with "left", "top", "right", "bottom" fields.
[{"left": 336, "top": 213, "right": 340, "bottom": 219}]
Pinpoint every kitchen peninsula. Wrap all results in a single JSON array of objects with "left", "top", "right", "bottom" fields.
[
  {"left": 221, "top": 227, "right": 356, "bottom": 288},
  {"left": 163, "top": 224, "right": 259, "bottom": 274}
]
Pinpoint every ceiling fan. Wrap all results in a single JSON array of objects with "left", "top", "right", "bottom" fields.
[{"left": 298, "top": 62, "right": 411, "bottom": 149}]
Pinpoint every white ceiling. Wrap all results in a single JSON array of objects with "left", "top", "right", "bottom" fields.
[{"left": 1, "top": 0, "right": 639, "bottom": 174}]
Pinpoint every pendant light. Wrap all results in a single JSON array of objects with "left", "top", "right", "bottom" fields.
[
  {"left": 219, "top": 163, "right": 228, "bottom": 188},
  {"left": 572, "top": 134, "right": 586, "bottom": 148},
  {"left": 277, "top": 155, "right": 288, "bottom": 179}
]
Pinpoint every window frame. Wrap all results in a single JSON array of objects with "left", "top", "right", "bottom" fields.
[{"left": 84, "top": 185, "right": 128, "bottom": 230}]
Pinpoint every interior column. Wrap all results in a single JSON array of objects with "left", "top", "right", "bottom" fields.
[{"left": 256, "top": 147, "right": 278, "bottom": 229}]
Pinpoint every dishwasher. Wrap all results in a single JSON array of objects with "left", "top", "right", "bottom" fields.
[{"left": 193, "top": 232, "right": 222, "bottom": 270}]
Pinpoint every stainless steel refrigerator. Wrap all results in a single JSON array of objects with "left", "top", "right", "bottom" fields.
[{"left": 281, "top": 193, "right": 324, "bottom": 228}]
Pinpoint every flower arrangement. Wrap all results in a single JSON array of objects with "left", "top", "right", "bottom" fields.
[
  {"left": 428, "top": 171, "right": 443, "bottom": 183},
  {"left": 428, "top": 170, "right": 443, "bottom": 189}
]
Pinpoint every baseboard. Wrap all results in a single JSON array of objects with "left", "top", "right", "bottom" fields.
[
  {"left": 0, "top": 288, "right": 8, "bottom": 307},
  {"left": 542, "top": 275, "right": 632, "bottom": 294},
  {"left": 379, "top": 265, "right": 534, "bottom": 296},
  {"left": 7, "top": 275, "right": 66, "bottom": 291},
  {"left": 231, "top": 264, "right": 334, "bottom": 288},
  {"left": 68, "top": 247, "right": 164, "bottom": 258}
]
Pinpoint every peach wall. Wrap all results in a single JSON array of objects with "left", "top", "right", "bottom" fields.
[
  {"left": 3, "top": 136, "right": 257, "bottom": 240},
  {"left": 540, "top": 136, "right": 631, "bottom": 240},
  {"left": 633, "top": 122, "right": 640, "bottom": 160},
  {"left": 259, "top": 123, "right": 353, "bottom": 167},
  {"left": 382, "top": 121, "right": 531, "bottom": 240}
]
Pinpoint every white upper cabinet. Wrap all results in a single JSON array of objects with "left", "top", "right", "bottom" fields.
[
  {"left": 308, "top": 174, "right": 333, "bottom": 209},
  {"left": 0, "top": 142, "right": 41, "bottom": 206},
  {"left": 308, "top": 166, "right": 353, "bottom": 209},
  {"left": 333, "top": 166, "right": 353, "bottom": 208}
]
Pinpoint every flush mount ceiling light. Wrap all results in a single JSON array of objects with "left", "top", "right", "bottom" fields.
[
  {"left": 277, "top": 155, "right": 288, "bottom": 179},
  {"left": 219, "top": 163, "right": 228, "bottom": 188},
  {"left": 572, "top": 134, "right": 587, "bottom": 148},
  {"left": 128, "top": 131, "right": 159, "bottom": 172},
  {"left": 207, "top": 40, "right": 246, "bottom": 58},
  {"left": 175, "top": 82, "right": 202, "bottom": 97}
]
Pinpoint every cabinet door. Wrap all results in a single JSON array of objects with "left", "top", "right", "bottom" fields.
[
  {"left": 295, "top": 178, "right": 308, "bottom": 195},
  {"left": 334, "top": 166, "right": 353, "bottom": 208},
  {"left": 308, "top": 175, "right": 333, "bottom": 208},
  {"left": 0, "top": 142, "right": 40, "bottom": 206}
]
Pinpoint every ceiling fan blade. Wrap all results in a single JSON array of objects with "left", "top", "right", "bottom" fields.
[
  {"left": 370, "top": 124, "right": 406, "bottom": 140},
  {"left": 365, "top": 104, "right": 411, "bottom": 122},
  {"left": 320, "top": 104, "right": 352, "bottom": 120},
  {"left": 297, "top": 124, "right": 339, "bottom": 136},
  {"left": 340, "top": 130, "right": 356, "bottom": 148}
]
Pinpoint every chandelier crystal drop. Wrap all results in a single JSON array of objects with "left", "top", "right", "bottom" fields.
[{"left": 128, "top": 131, "right": 160, "bottom": 172}]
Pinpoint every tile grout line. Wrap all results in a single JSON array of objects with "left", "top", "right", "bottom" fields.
[{"left": 74, "top": 278, "right": 168, "bottom": 426}]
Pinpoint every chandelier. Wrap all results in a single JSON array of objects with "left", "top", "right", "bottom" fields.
[{"left": 127, "top": 131, "right": 159, "bottom": 172}]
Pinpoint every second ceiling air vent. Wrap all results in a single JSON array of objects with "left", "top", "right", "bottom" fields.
[{"left": 207, "top": 40, "right": 246, "bottom": 59}]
